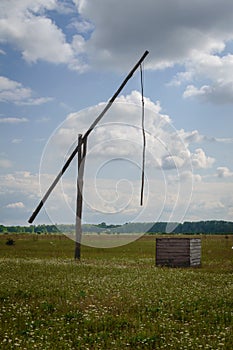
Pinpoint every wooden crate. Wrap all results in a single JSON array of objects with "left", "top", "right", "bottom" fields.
[{"left": 156, "top": 238, "right": 201, "bottom": 267}]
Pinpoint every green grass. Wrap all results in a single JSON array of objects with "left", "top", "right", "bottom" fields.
[{"left": 0, "top": 234, "right": 232, "bottom": 349}]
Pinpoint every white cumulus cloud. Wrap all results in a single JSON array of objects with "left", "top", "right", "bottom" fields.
[
  {"left": 0, "top": 117, "right": 28, "bottom": 124},
  {"left": 0, "top": 76, "right": 53, "bottom": 105},
  {"left": 6, "top": 201, "right": 25, "bottom": 209},
  {"left": 41, "top": 91, "right": 215, "bottom": 180},
  {"left": 191, "top": 148, "right": 215, "bottom": 169},
  {"left": 73, "top": 1, "right": 233, "bottom": 68},
  {"left": 1, "top": 0, "right": 233, "bottom": 104},
  {"left": 73, "top": 0, "right": 233, "bottom": 103},
  {"left": 0, "top": 0, "right": 88, "bottom": 71},
  {"left": 217, "top": 167, "right": 233, "bottom": 178}
]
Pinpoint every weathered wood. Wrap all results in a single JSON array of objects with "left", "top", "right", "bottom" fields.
[
  {"left": 140, "top": 63, "right": 146, "bottom": 206},
  {"left": 156, "top": 238, "right": 201, "bottom": 267},
  {"left": 74, "top": 134, "right": 87, "bottom": 260}
]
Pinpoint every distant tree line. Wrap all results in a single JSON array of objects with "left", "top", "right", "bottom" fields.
[
  {"left": 146, "top": 220, "right": 233, "bottom": 234},
  {"left": 95, "top": 222, "right": 121, "bottom": 229},
  {"left": 0, "top": 220, "right": 232, "bottom": 235},
  {"left": 0, "top": 224, "right": 59, "bottom": 234}
]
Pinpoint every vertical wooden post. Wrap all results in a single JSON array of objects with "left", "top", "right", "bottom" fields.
[{"left": 75, "top": 134, "right": 87, "bottom": 260}]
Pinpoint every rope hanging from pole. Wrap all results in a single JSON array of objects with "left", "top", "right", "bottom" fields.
[{"left": 140, "top": 62, "right": 146, "bottom": 206}]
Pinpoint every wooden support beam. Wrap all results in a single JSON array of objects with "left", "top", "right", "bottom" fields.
[{"left": 74, "top": 134, "right": 87, "bottom": 260}]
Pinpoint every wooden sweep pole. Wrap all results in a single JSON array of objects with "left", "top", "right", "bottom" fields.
[{"left": 28, "top": 51, "right": 149, "bottom": 225}]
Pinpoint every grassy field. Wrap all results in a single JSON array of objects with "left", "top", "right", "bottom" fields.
[{"left": 0, "top": 234, "right": 232, "bottom": 349}]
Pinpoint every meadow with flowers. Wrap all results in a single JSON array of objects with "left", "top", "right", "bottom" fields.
[{"left": 0, "top": 234, "right": 232, "bottom": 349}]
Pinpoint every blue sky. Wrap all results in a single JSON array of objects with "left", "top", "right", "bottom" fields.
[{"left": 0, "top": 0, "right": 233, "bottom": 226}]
